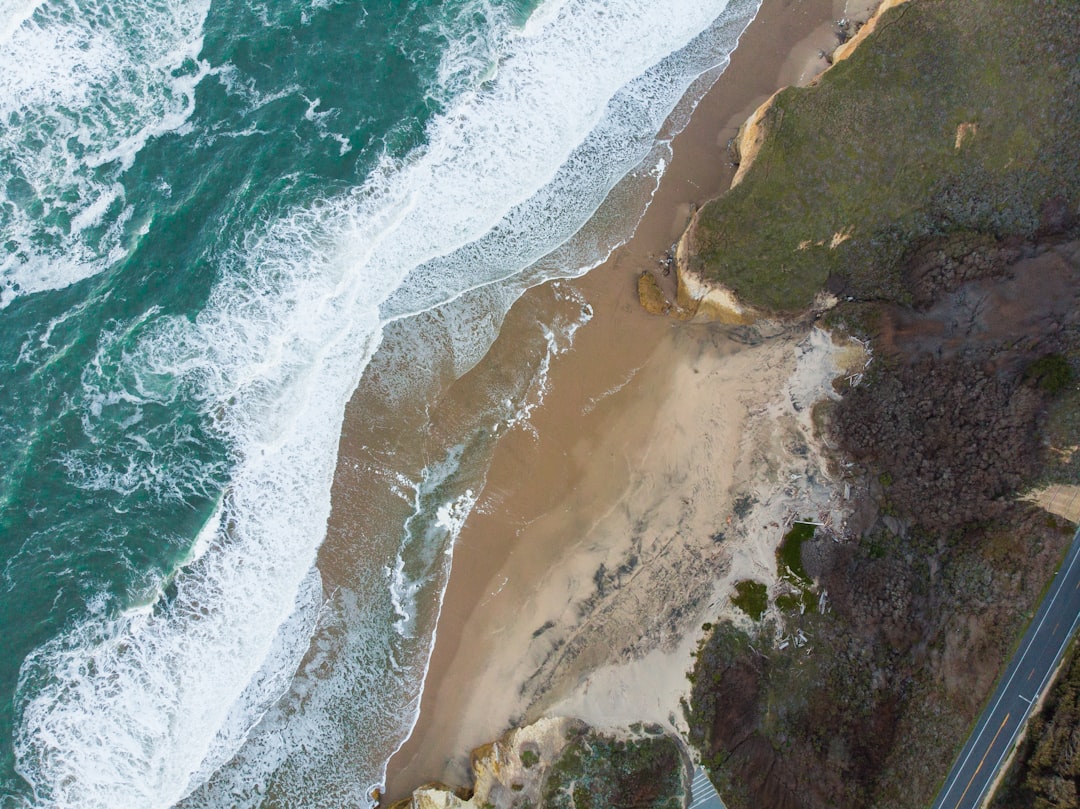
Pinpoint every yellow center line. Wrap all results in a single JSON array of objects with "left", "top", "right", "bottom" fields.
[{"left": 954, "top": 713, "right": 1010, "bottom": 809}]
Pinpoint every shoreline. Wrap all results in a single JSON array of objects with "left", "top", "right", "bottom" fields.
[{"left": 377, "top": 0, "right": 881, "bottom": 801}]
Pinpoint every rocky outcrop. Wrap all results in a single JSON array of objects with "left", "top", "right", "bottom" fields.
[
  {"left": 637, "top": 271, "right": 674, "bottom": 316},
  {"left": 387, "top": 717, "right": 577, "bottom": 809},
  {"left": 387, "top": 718, "right": 690, "bottom": 809}
]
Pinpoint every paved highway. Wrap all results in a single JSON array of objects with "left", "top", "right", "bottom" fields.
[{"left": 932, "top": 525, "right": 1080, "bottom": 809}]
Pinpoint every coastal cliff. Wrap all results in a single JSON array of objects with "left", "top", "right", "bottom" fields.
[
  {"left": 683, "top": 0, "right": 1080, "bottom": 313},
  {"left": 666, "top": 0, "right": 911, "bottom": 319}
]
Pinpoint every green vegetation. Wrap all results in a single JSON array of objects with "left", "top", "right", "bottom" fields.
[
  {"left": 730, "top": 579, "right": 768, "bottom": 620},
  {"left": 691, "top": 0, "right": 1080, "bottom": 312},
  {"left": 776, "top": 523, "right": 819, "bottom": 616},
  {"left": 520, "top": 749, "right": 539, "bottom": 769},
  {"left": 687, "top": 507, "right": 1072, "bottom": 809},
  {"left": 774, "top": 592, "right": 801, "bottom": 613},
  {"left": 679, "top": 3, "right": 1080, "bottom": 808},
  {"left": 1025, "top": 353, "right": 1075, "bottom": 395},
  {"left": 774, "top": 589, "right": 816, "bottom": 615},
  {"left": 777, "top": 521, "right": 816, "bottom": 582},
  {"left": 543, "top": 732, "right": 684, "bottom": 809}
]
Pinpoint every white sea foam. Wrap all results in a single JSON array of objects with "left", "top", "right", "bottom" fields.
[
  {"left": 389, "top": 471, "right": 478, "bottom": 638},
  {"left": 179, "top": 566, "right": 324, "bottom": 798},
  {"left": 0, "top": 0, "right": 212, "bottom": 307},
  {"left": 175, "top": 447, "right": 484, "bottom": 809},
  {"left": 14, "top": 0, "right": 759, "bottom": 806},
  {"left": 426, "top": 0, "right": 503, "bottom": 110},
  {"left": 502, "top": 285, "right": 593, "bottom": 437},
  {"left": 385, "top": 444, "right": 476, "bottom": 637},
  {"left": 57, "top": 310, "right": 228, "bottom": 504},
  {"left": 584, "top": 366, "right": 643, "bottom": 415},
  {"left": 521, "top": 0, "right": 572, "bottom": 36},
  {"left": 0, "top": 0, "right": 38, "bottom": 43},
  {"left": 378, "top": 0, "right": 759, "bottom": 323}
]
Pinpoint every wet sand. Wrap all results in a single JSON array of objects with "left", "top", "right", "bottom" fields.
[{"left": 371, "top": 0, "right": 878, "bottom": 800}]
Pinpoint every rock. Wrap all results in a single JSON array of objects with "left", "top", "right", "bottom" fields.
[
  {"left": 882, "top": 515, "right": 906, "bottom": 538},
  {"left": 390, "top": 718, "right": 689, "bottom": 809},
  {"left": 637, "top": 270, "right": 672, "bottom": 315}
]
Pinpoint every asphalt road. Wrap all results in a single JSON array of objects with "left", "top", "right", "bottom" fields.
[{"left": 931, "top": 525, "right": 1080, "bottom": 809}]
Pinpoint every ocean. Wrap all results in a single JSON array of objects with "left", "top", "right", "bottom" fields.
[{"left": 0, "top": 0, "right": 758, "bottom": 806}]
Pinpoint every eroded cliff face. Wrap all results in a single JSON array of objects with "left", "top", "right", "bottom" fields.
[
  {"left": 388, "top": 718, "right": 690, "bottom": 809},
  {"left": 727, "top": 0, "right": 911, "bottom": 191},
  {"left": 673, "top": 211, "right": 756, "bottom": 324},
  {"left": 635, "top": 207, "right": 759, "bottom": 324}
]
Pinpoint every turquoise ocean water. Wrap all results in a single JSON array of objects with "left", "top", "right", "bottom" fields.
[{"left": 0, "top": 0, "right": 758, "bottom": 805}]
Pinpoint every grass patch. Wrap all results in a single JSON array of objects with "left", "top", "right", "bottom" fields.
[
  {"left": 777, "top": 521, "right": 817, "bottom": 583},
  {"left": 774, "top": 592, "right": 801, "bottom": 613},
  {"left": 730, "top": 580, "right": 768, "bottom": 621},
  {"left": 691, "top": 0, "right": 1080, "bottom": 312},
  {"left": 775, "top": 589, "right": 817, "bottom": 615}
]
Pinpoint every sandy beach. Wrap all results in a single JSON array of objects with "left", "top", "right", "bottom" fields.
[{"left": 373, "top": 0, "right": 881, "bottom": 800}]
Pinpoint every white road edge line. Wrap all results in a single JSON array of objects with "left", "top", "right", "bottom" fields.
[{"left": 936, "top": 533, "right": 1080, "bottom": 806}]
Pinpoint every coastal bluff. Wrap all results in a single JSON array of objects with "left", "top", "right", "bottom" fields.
[
  {"left": 678, "top": 0, "right": 1080, "bottom": 316},
  {"left": 641, "top": 0, "right": 911, "bottom": 324}
]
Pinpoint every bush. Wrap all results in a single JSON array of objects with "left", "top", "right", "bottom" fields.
[{"left": 1026, "top": 353, "right": 1074, "bottom": 395}]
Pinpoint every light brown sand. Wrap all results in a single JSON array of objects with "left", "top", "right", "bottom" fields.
[
  {"left": 546, "top": 326, "right": 865, "bottom": 733},
  {"left": 379, "top": 1, "right": 879, "bottom": 801},
  {"left": 1026, "top": 485, "right": 1080, "bottom": 525},
  {"left": 384, "top": 315, "right": 863, "bottom": 799}
]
